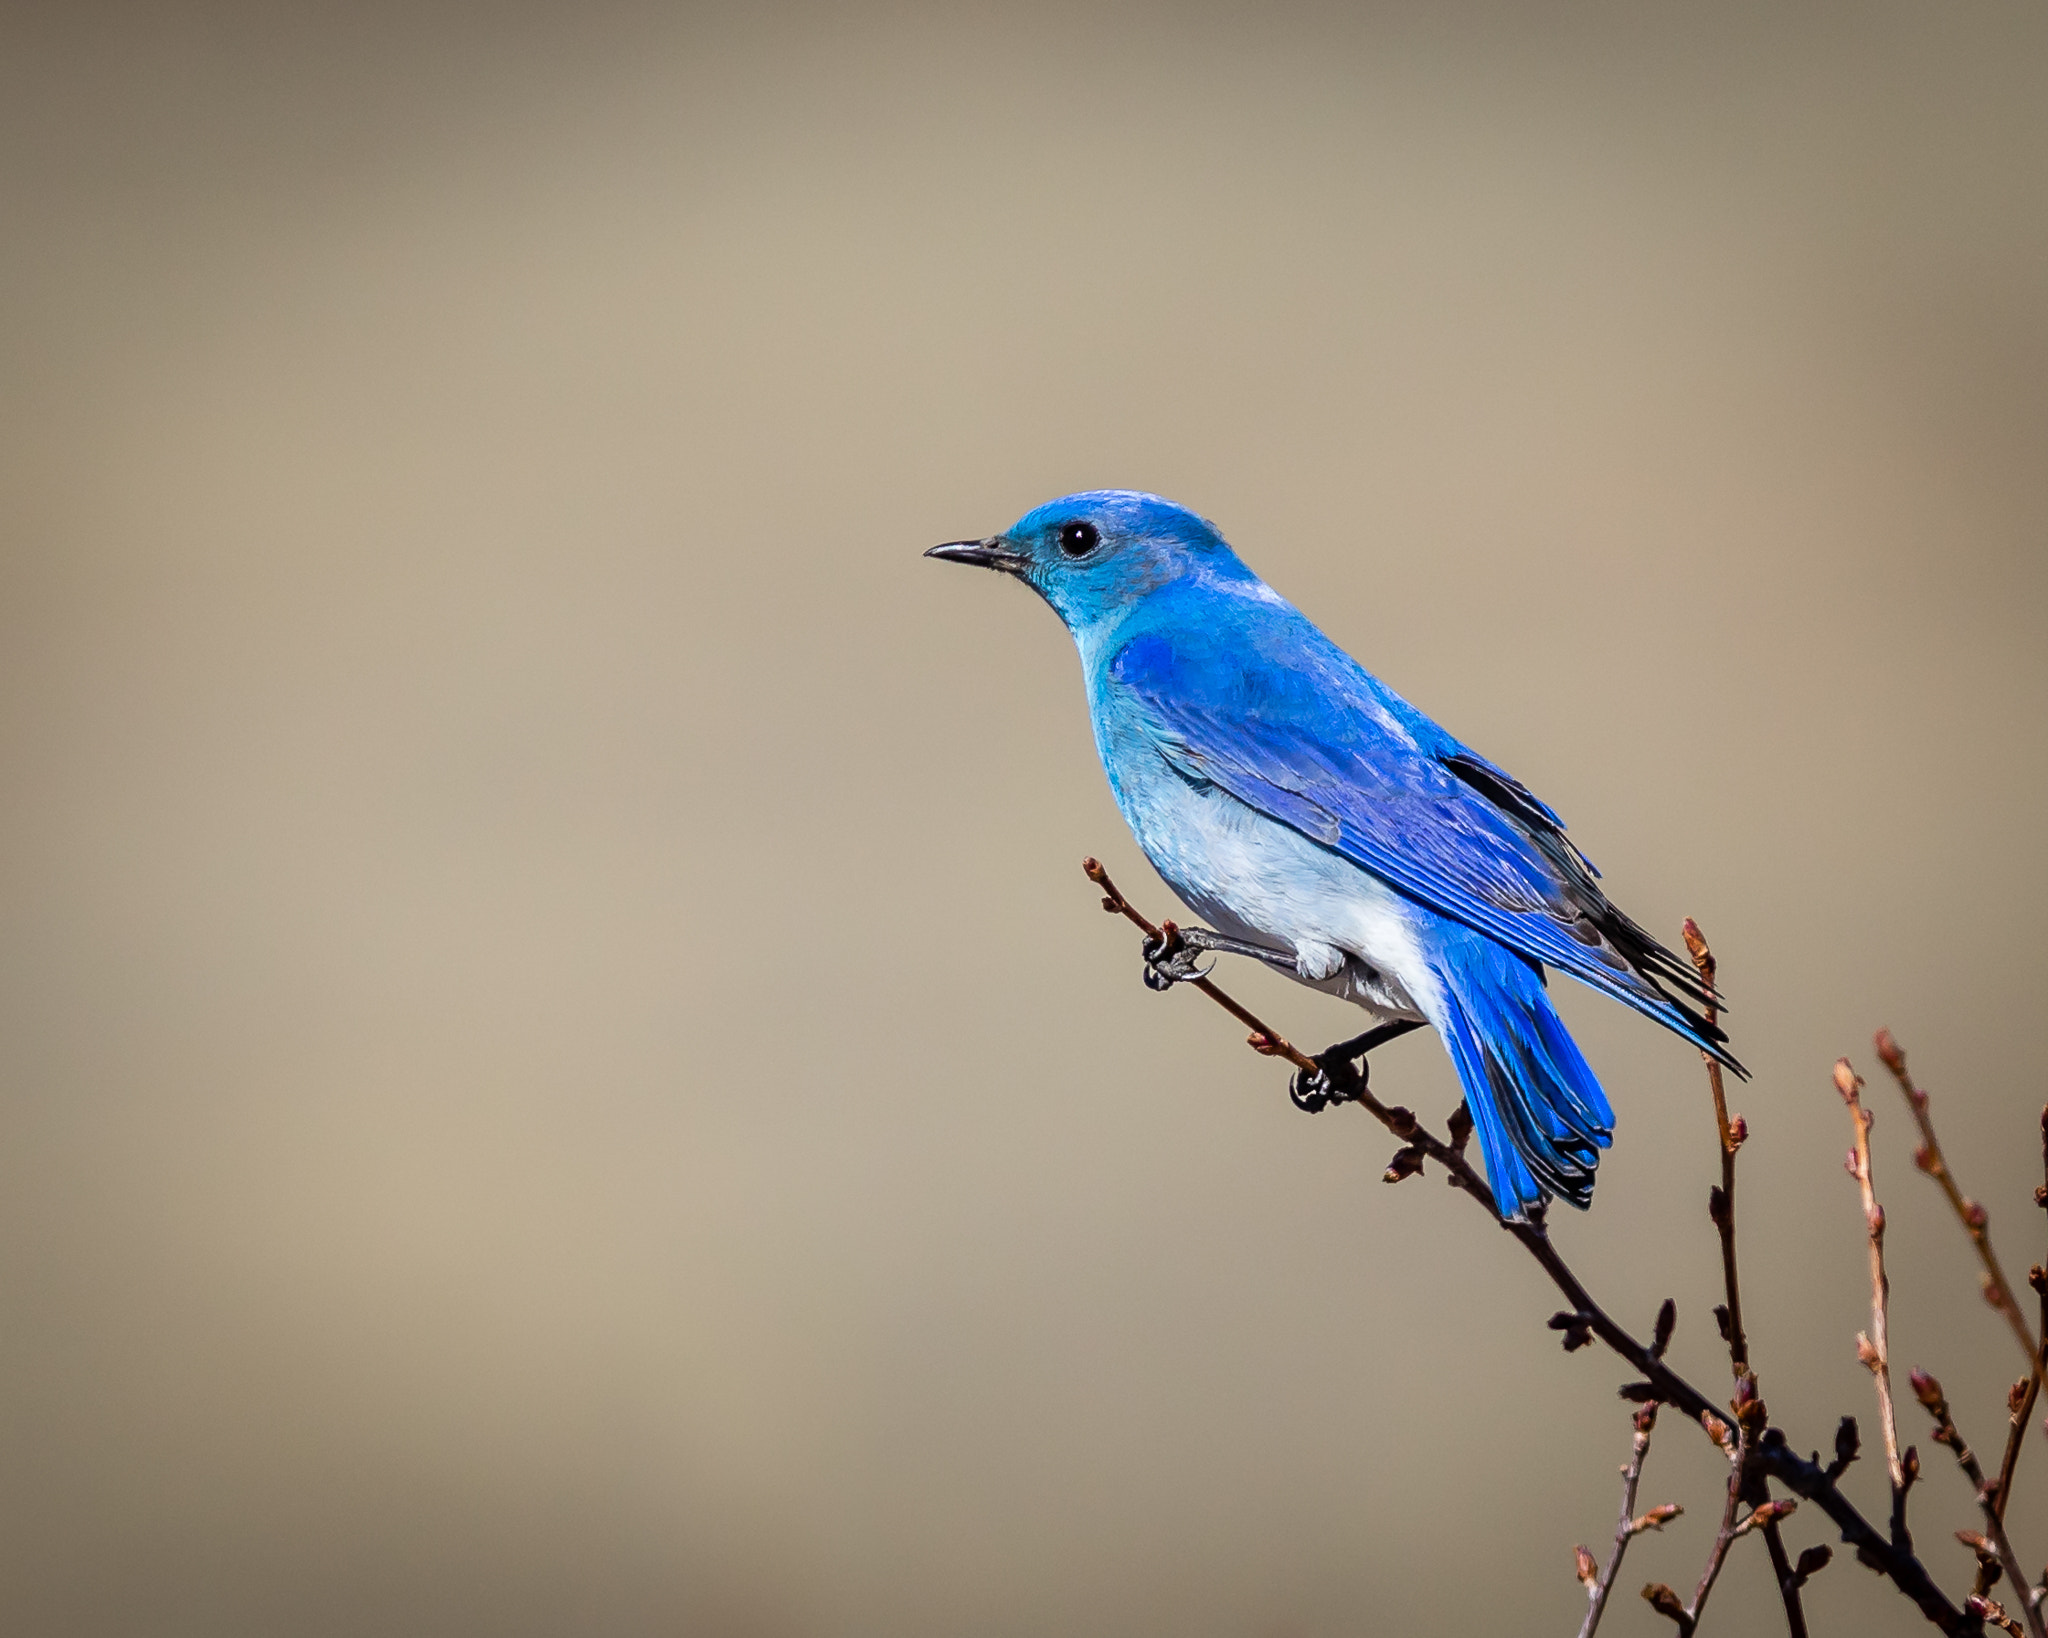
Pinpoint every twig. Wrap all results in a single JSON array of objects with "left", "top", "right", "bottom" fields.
[
  {"left": 1985, "top": 1120, "right": 2048, "bottom": 1537},
  {"left": 1687, "top": 921, "right": 1808, "bottom": 1637},
  {"left": 1078, "top": 861, "right": 1978, "bottom": 1635},
  {"left": 1682, "top": 921, "right": 1750, "bottom": 1377},
  {"left": 1838, "top": 1060, "right": 1910, "bottom": 1536},
  {"left": 1911, "top": 1370, "right": 2046, "bottom": 1638},
  {"left": 1876, "top": 1031, "right": 2040, "bottom": 1375},
  {"left": 1577, "top": 1405, "right": 1675, "bottom": 1638}
]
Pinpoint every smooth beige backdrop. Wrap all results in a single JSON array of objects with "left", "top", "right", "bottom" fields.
[{"left": 4, "top": 4, "right": 2046, "bottom": 1634}]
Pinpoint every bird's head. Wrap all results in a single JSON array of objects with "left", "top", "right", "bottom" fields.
[{"left": 926, "top": 490, "right": 1248, "bottom": 633}]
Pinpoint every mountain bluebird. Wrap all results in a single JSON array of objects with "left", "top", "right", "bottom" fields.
[{"left": 928, "top": 490, "right": 1737, "bottom": 1220}]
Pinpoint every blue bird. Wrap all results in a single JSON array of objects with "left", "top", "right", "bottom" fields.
[{"left": 928, "top": 490, "right": 1738, "bottom": 1221}]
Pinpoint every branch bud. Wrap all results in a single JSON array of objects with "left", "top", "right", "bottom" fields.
[
  {"left": 1826, "top": 1415, "right": 1861, "bottom": 1478},
  {"left": 1967, "top": 1594, "right": 2026, "bottom": 1636},
  {"left": 1909, "top": 1367, "right": 1942, "bottom": 1407},
  {"left": 1736, "top": 1498, "right": 1797, "bottom": 1535},
  {"left": 1792, "top": 1543, "right": 1833, "bottom": 1585},
  {"left": 1446, "top": 1103, "right": 1474, "bottom": 1157},
  {"left": 1700, "top": 1408, "right": 1733, "bottom": 1451},
  {"left": 1833, "top": 1059, "right": 1860, "bottom": 1101},
  {"left": 1875, "top": 1028, "right": 1904, "bottom": 1073},
  {"left": 1574, "top": 1544, "right": 1598, "bottom": 1588},
  {"left": 1652, "top": 1297, "right": 1676, "bottom": 1359},
  {"left": 1632, "top": 1503, "right": 1683, "bottom": 1534},
  {"left": 1856, "top": 1332, "right": 1881, "bottom": 1372},
  {"left": 1728, "top": 1113, "right": 1748, "bottom": 1147},
  {"left": 1707, "top": 1185, "right": 1729, "bottom": 1227},
  {"left": 1964, "top": 1200, "right": 1989, "bottom": 1232},
  {"left": 1547, "top": 1310, "right": 1595, "bottom": 1352},
  {"left": 1641, "top": 1582, "right": 1687, "bottom": 1627}
]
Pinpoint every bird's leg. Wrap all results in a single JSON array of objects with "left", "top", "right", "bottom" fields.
[
  {"left": 1290, "top": 1018, "right": 1428, "bottom": 1113},
  {"left": 1140, "top": 922, "right": 1296, "bottom": 991}
]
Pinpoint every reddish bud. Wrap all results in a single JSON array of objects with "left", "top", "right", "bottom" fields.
[
  {"left": 1634, "top": 1503, "right": 1683, "bottom": 1533},
  {"left": 1909, "top": 1368, "right": 1943, "bottom": 1408},
  {"left": 2029, "top": 1264, "right": 2047, "bottom": 1293},
  {"left": 2010, "top": 1379, "right": 2030, "bottom": 1418},
  {"left": 1913, "top": 1145, "right": 1936, "bottom": 1173},
  {"left": 1641, "top": 1582, "right": 1686, "bottom": 1622},
  {"left": 1833, "top": 1059, "right": 1860, "bottom": 1100},
  {"left": 1874, "top": 1029, "right": 1903, "bottom": 1071},
  {"left": 1728, "top": 1113, "right": 1748, "bottom": 1146},
  {"left": 1750, "top": 1499, "right": 1797, "bottom": 1528},
  {"left": 1574, "top": 1544, "right": 1598, "bottom": 1587},
  {"left": 1856, "top": 1332, "right": 1882, "bottom": 1371}
]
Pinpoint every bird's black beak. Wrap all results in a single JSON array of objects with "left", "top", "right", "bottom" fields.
[{"left": 925, "top": 536, "right": 1028, "bottom": 574}]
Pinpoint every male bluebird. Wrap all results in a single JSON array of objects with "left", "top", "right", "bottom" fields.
[{"left": 928, "top": 490, "right": 1737, "bottom": 1220}]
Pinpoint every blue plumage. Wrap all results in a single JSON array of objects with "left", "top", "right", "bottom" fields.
[{"left": 929, "top": 490, "right": 1737, "bottom": 1219}]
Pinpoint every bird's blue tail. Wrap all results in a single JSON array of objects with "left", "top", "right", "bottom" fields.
[{"left": 1426, "top": 933, "right": 1613, "bottom": 1221}]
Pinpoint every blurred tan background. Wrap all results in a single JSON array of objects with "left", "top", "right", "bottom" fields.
[{"left": 3, "top": 3, "right": 2045, "bottom": 1633}]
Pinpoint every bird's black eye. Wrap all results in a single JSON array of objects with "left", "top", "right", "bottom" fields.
[{"left": 1057, "top": 521, "right": 1100, "bottom": 558}]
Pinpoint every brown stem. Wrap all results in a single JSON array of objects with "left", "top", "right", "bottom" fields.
[
  {"left": 1078, "top": 861, "right": 1978, "bottom": 1635},
  {"left": 1683, "top": 920, "right": 1749, "bottom": 1377},
  {"left": 1685, "top": 922, "right": 1807, "bottom": 1637},
  {"left": 1876, "top": 1031, "right": 2040, "bottom": 1374},
  {"left": 1839, "top": 1061, "right": 1908, "bottom": 1516},
  {"left": 1578, "top": 1405, "right": 1670, "bottom": 1638},
  {"left": 1910, "top": 1371, "right": 2046, "bottom": 1638}
]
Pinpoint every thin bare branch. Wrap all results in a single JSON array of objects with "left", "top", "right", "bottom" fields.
[
  {"left": 1876, "top": 1031, "right": 2039, "bottom": 1374},
  {"left": 1838, "top": 1059, "right": 1909, "bottom": 1522},
  {"left": 1078, "top": 860, "right": 1977, "bottom": 1635},
  {"left": 1687, "top": 919, "right": 1808, "bottom": 1637},
  {"left": 1911, "top": 1369, "right": 2046, "bottom": 1638},
  {"left": 1683, "top": 920, "right": 1749, "bottom": 1378},
  {"left": 1578, "top": 1405, "right": 1670, "bottom": 1638}
]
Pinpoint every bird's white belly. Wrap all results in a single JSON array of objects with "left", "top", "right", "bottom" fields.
[{"left": 1115, "top": 757, "right": 1435, "bottom": 1021}]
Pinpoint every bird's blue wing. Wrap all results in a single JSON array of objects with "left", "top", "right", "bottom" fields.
[{"left": 1107, "top": 627, "right": 1732, "bottom": 1061}]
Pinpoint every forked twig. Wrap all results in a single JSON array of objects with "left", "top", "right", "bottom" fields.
[
  {"left": 1682, "top": 921, "right": 1749, "bottom": 1377},
  {"left": 1685, "top": 921, "right": 1808, "bottom": 1635},
  {"left": 1576, "top": 1404, "right": 1677, "bottom": 1638},
  {"left": 1077, "top": 860, "right": 1973, "bottom": 1634},
  {"left": 1837, "top": 1060, "right": 1910, "bottom": 1536},
  {"left": 1876, "top": 1031, "right": 2040, "bottom": 1376},
  {"left": 1910, "top": 1370, "right": 2046, "bottom": 1638}
]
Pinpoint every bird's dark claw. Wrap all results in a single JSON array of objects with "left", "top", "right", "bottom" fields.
[
  {"left": 1290, "top": 1036, "right": 1393, "bottom": 1114},
  {"left": 1141, "top": 929, "right": 1212, "bottom": 990},
  {"left": 1290, "top": 1065, "right": 1335, "bottom": 1113}
]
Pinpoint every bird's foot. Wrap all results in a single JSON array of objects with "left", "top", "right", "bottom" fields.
[
  {"left": 1290, "top": 1056, "right": 1358, "bottom": 1114},
  {"left": 1142, "top": 923, "right": 1298, "bottom": 991},
  {"left": 1141, "top": 922, "right": 1214, "bottom": 991},
  {"left": 1288, "top": 1019, "right": 1428, "bottom": 1114}
]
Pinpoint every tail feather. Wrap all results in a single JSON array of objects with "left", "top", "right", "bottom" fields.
[{"left": 1428, "top": 935, "right": 1613, "bottom": 1221}]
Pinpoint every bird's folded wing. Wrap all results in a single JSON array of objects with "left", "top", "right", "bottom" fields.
[{"left": 1108, "top": 633, "right": 1700, "bottom": 1027}]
